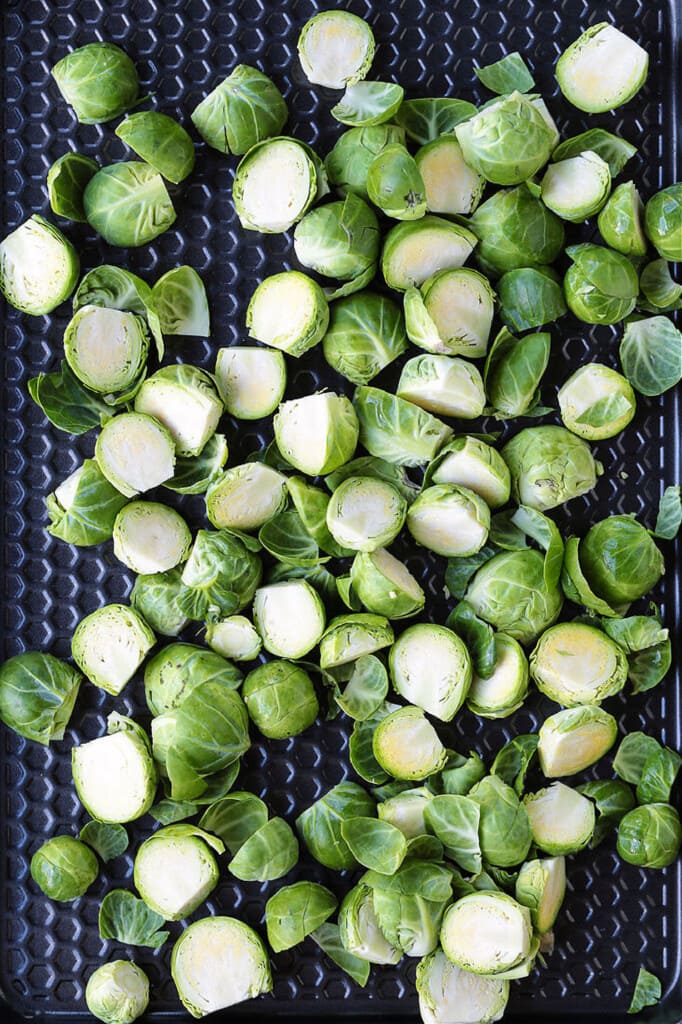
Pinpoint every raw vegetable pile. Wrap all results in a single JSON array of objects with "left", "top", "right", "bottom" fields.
[{"left": 0, "top": 9, "right": 681, "bottom": 1024}]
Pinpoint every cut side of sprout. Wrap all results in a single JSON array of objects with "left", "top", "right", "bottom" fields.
[
  {"left": 247, "top": 271, "right": 329, "bottom": 357},
  {"left": 253, "top": 580, "right": 326, "bottom": 659},
  {"left": 134, "top": 827, "right": 222, "bottom": 920},
  {"left": 338, "top": 883, "right": 401, "bottom": 965},
  {"left": 397, "top": 354, "right": 486, "bottom": 418},
  {"left": 423, "top": 269, "right": 495, "bottom": 357},
  {"left": 540, "top": 151, "right": 611, "bottom": 222},
  {"left": 63, "top": 305, "right": 149, "bottom": 396},
  {"left": 133, "top": 366, "right": 224, "bottom": 458},
  {"left": 373, "top": 706, "right": 447, "bottom": 780},
  {"left": 350, "top": 547, "right": 425, "bottom": 619},
  {"left": 381, "top": 217, "right": 478, "bottom": 292},
  {"left": 407, "top": 484, "right": 491, "bottom": 558},
  {"left": 377, "top": 787, "right": 433, "bottom": 839},
  {"left": 297, "top": 11, "right": 375, "bottom": 90},
  {"left": 71, "top": 604, "right": 155, "bottom": 695},
  {"left": 558, "top": 362, "right": 636, "bottom": 441},
  {"left": 95, "top": 413, "right": 176, "bottom": 497},
  {"left": 515, "top": 857, "right": 566, "bottom": 934},
  {"left": 440, "top": 892, "right": 532, "bottom": 976},
  {"left": 530, "top": 622, "right": 628, "bottom": 707},
  {"left": 72, "top": 728, "right": 157, "bottom": 824},
  {"left": 417, "top": 949, "right": 510, "bottom": 1024},
  {"left": 389, "top": 624, "right": 472, "bottom": 722},
  {"left": 524, "top": 783, "right": 596, "bottom": 855},
  {"left": 205, "top": 616, "right": 262, "bottom": 661},
  {"left": 206, "top": 464, "right": 288, "bottom": 531},
  {"left": 274, "top": 393, "right": 358, "bottom": 476},
  {"left": 429, "top": 437, "right": 511, "bottom": 509},
  {"left": 326, "top": 476, "right": 407, "bottom": 552},
  {"left": 467, "top": 633, "right": 529, "bottom": 719},
  {"left": 233, "top": 138, "right": 318, "bottom": 233},
  {"left": 319, "top": 613, "right": 394, "bottom": 669},
  {"left": 0, "top": 214, "right": 79, "bottom": 315},
  {"left": 556, "top": 23, "right": 649, "bottom": 114},
  {"left": 537, "top": 705, "right": 618, "bottom": 778},
  {"left": 112, "top": 501, "right": 192, "bottom": 575},
  {"left": 214, "top": 347, "right": 287, "bottom": 420},
  {"left": 415, "top": 136, "right": 485, "bottom": 216}
]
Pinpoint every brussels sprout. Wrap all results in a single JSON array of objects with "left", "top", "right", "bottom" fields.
[
  {"left": 326, "top": 476, "right": 407, "bottom": 553},
  {"left": 233, "top": 137, "right": 319, "bottom": 233},
  {"left": 417, "top": 949, "right": 510, "bottom": 1024},
  {"left": 337, "top": 884, "right": 401, "bottom": 965},
  {"left": 596, "top": 181, "right": 647, "bottom": 256},
  {"left": 266, "top": 882, "right": 338, "bottom": 953},
  {"left": 205, "top": 464, "right": 287, "bottom": 532},
  {"left": 414, "top": 136, "right": 485, "bottom": 216},
  {"left": 133, "top": 824, "right": 223, "bottom": 920},
  {"left": 253, "top": 580, "right": 326, "bottom": 659},
  {"left": 469, "top": 775, "right": 532, "bottom": 868},
  {"left": 206, "top": 616, "right": 262, "bottom": 662},
  {"left": 112, "top": 502, "right": 191, "bottom": 575},
  {"left": 469, "top": 187, "right": 564, "bottom": 279},
  {"left": 467, "top": 633, "right": 529, "bottom": 719},
  {"left": 71, "top": 604, "right": 155, "bottom": 696},
  {"left": 274, "top": 393, "right": 358, "bottom": 475},
  {"left": 130, "top": 567, "right": 191, "bottom": 638},
  {"left": 115, "top": 112, "right": 195, "bottom": 184},
  {"left": 613, "top": 732, "right": 681, "bottom": 804},
  {"left": 322, "top": 291, "right": 407, "bottom": 385},
  {"left": 62, "top": 304, "right": 149, "bottom": 399},
  {"left": 353, "top": 386, "right": 452, "bottom": 468},
  {"left": 247, "top": 271, "right": 329, "bottom": 357},
  {"left": 563, "top": 243, "right": 639, "bottom": 324},
  {"left": 368, "top": 864, "right": 451, "bottom": 957},
  {"left": 465, "top": 549, "right": 563, "bottom": 645},
  {"left": 367, "top": 143, "right": 427, "bottom": 220},
  {"left": 191, "top": 64, "right": 287, "bottom": 155},
  {"left": 389, "top": 624, "right": 471, "bottom": 722},
  {"left": 30, "top": 835, "right": 99, "bottom": 902},
  {"left": 515, "top": 856, "right": 566, "bottom": 934},
  {"left": 580, "top": 515, "right": 665, "bottom": 605},
  {"left": 319, "top": 613, "right": 393, "bottom": 670},
  {"left": 525, "top": 782, "right": 596, "bottom": 855},
  {"left": 530, "top": 622, "right": 628, "bottom": 707},
  {"left": 171, "top": 916, "right": 271, "bottom": 1017},
  {"left": 397, "top": 354, "right": 486, "bottom": 420},
  {"left": 552, "top": 128, "right": 638, "bottom": 178},
  {"left": 602, "top": 613, "right": 672, "bottom": 694},
  {"left": 540, "top": 151, "right": 611, "bottom": 222},
  {"left": 455, "top": 92, "right": 554, "bottom": 186},
  {"left": 332, "top": 80, "right": 404, "bottom": 127},
  {"left": 538, "top": 706, "right": 618, "bottom": 777},
  {"left": 617, "top": 804, "right": 682, "bottom": 869},
  {"left": 373, "top": 706, "right": 447, "bottom": 781},
  {"left": 497, "top": 267, "right": 567, "bottom": 332},
  {"left": 619, "top": 315, "right": 682, "bottom": 397},
  {"left": 84, "top": 162, "right": 176, "bottom": 248},
  {"left": 144, "top": 642, "right": 242, "bottom": 717},
  {"left": 294, "top": 194, "right": 379, "bottom": 283},
  {"left": 85, "top": 961, "right": 149, "bottom": 1024},
  {"left": 484, "top": 327, "right": 551, "bottom": 420},
  {"left": 558, "top": 363, "right": 636, "bottom": 441},
  {"left": 0, "top": 215, "right": 79, "bottom": 315},
  {"left": 134, "top": 365, "right": 223, "bottom": 458},
  {"left": 47, "top": 152, "right": 99, "bottom": 221},
  {"left": 381, "top": 216, "right": 478, "bottom": 291},
  {"left": 180, "top": 529, "right": 262, "bottom": 621},
  {"left": 297, "top": 781, "right": 376, "bottom": 870},
  {"left": 214, "top": 346, "right": 286, "bottom": 420},
  {"left": 410, "top": 268, "right": 496, "bottom": 358},
  {"left": 46, "top": 459, "right": 128, "bottom": 546},
  {"left": 151, "top": 266, "right": 210, "bottom": 337},
  {"left": 298, "top": 9, "right": 374, "bottom": 88},
  {"left": 440, "top": 892, "right": 533, "bottom": 975},
  {"left": 378, "top": 787, "right": 433, "bottom": 840},
  {"left": 407, "top": 485, "right": 491, "bottom": 559},
  {"left": 242, "top": 660, "right": 318, "bottom": 739},
  {"left": 72, "top": 714, "right": 158, "bottom": 823},
  {"left": 325, "top": 124, "right": 406, "bottom": 199},
  {"left": 502, "top": 425, "right": 602, "bottom": 511},
  {"left": 351, "top": 547, "right": 425, "bottom": 620},
  {"left": 427, "top": 437, "right": 511, "bottom": 510},
  {"left": 645, "top": 183, "right": 682, "bottom": 261},
  {"left": 640, "top": 259, "right": 682, "bottom": 314},
  {"left": 556, "top": 23, "right": 649, "bottom": 113},
  {"left": 95, "top": 413, "right": 176, "bottom": 497},
  {"left": 52, "top": 42, "right": 139, "bottom": 123}
]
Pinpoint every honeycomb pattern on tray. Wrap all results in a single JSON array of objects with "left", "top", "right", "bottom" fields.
[{"left": 0, "top": 0, "right": 680, "bottom": 1019}]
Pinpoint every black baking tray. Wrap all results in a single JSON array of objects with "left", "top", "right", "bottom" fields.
[{"left": 1, "top": 0, "right": 680, "bottom": 1021}]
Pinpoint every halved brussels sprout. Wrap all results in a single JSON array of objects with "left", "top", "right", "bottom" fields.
[
  {"left": 502, "top": 425, "right": 602, "bottom": 511},
  {"left": 484, "top": 327, "right": 551, "bottom": 420},
  {"left": 233, "top": 137, "right": 319, "bottom": 233},
  {"left": 338, "top": 883, "right": 401, "bottom": 965},
  {"left": 242, "top": 660, "right": 319, "bottom": 739},
  {"left": 497, "top": 267, "right": 566, "bottom": 333},
  {"left": 181, "top": 528, "right": 262, "bottom": 621},
  {"left": 214, "top": 346, "right": 286, "bottom": 420},
  {"left": 556, "top": 23, "right": 649, "bottom": 113},
  {"left": 326, "top": 476, "right": 407, "bottom": 552},
  {"left": 52, "top": 42, "right": 139, "bottom": 123},
  {"left": 47, "top": 152, "right": 99, "bottom": 221},
  {"left": 351, "top": 548, "right": 425, "bottom": 620},
  {"left": 84, "top": 163, "right": 176, "bottom": 248},
  {"left": 617, "top": 804, "right": 682, "bottom": 869},
  {"left": 367, "top": 144, "right": 427, "bottom": 220},
  {"left": 206, "top": 616, "right": 262, "bottom": 662},
  {"left": 412, "top": 268, "right": 495, "bottom": 358},
  {"left": 465, "top": 549, "right": 563, "bottom": 645},
  {"left": 266, "top": 881, "right": 337, "bottom": 953},
  {"left": 558, "top": 363, "right": 636, "bottom": 441},
  {"left": 397, "top": 354, "right": 486, "bottom": 419},
  {"left": 274, "top": 392, "right": 358, "bottom": 475},
  {"left": 296, "top": 781, "right": 377, "bottom": 870},
  {"left": 469, "top": 186, "right": 565, "bottom": 278},
  {"left": 116, "top": 112, "right": 195, "bottom": 184},
  {"left": 72, "top": 715, "right": 158, "bottom": 824},
  {"left": 530, "top": 622, "right": 628, "bottom": 707},
  {"left": 389, "top": 624, "right": 472, "bottom": 722},
  {"left": 467, "top": 633, "right": 529, "bottom": 719},
  {"left": 515, "top": 857, "right": 566, "bottom": 934},
  {"left": 524, "top": 783, "right": 595, "bottom": 855},
  {"left": 171, "top": 917, "right": 272, "bottom": 1017},
  {"left": 298, "top": 10, "right": 375, "bottom": 89},
  {"left": 0, "top": 215, "right": 79, "bottom": 315},
  {"left": 427, "top": 437, "right": 511, "bottom": 509},
  {"left": 597, "top": 181, "right": 647, "bottom": 256},
  {"left": 72, "top": 604, "right": 155, "bottom": 695},
  {"left": 580, "top": 514, "right": 665, "bottom": 605},
  {"left": 377, "top": 787, "right": 433, "bottom": 840},
  {"left": 96, "top": 413, "right": 176, "bottom": 497},
  {"left": 540, "top": 151, "right": 611, "bottom": 222},
  {"left": 30, "top": 835, "right": 99, "bottom": 902},
  {"left": 134, "top": 825, "right": 223, "bottom": 920},
  {"left": 417, "top": 949, "right": 509, "bottom": 1024},
  {"left": 415, "top": 136, "right": 485, "bottom": 216},
  {"left": 322, "top": 291, "right": 407, "bottom": 385},
  {"left": 332, "top": 81, "right": 404, "bottom": 127},
  {"left": 47, "top": 459, "right": 128, "bottom": 547},
  {"left": 407, "top": 485, "right": 491, "bottom": 558},
  {"left": 294, "top": 193, "right": 380, "bottom": 281},
  {"left": 253, "top": 580, "right": 326, "bottom": 659},
  {"left": 0, "top": 652, "right": 83, "bottom": 746},
  {"left": 353, "top": 386, "right": 452, "bottom": 468},
  {"left": 113, "top": 502, "right": 191, "bottom": 575},
  {"left": 373, "top": 706, "right": 447, "bottom": 780},
  {"left": 151, "top": 266, "right": 210, "bottom": 337},
  {"left": 563, "top": 243, "right": 639, "bottom": 324},
  {"left": 645, "top": 184, "right": 682, "bottom": 262},
  {"left": 63, "top": 304, "right": 149, "bottom": 398},
  {"left": 455, "top": 92, "right": 555, "bottom": 185},
  {"left": 191, "top": 65, "right": 287, "bottom": 156},
  {"left": 538, "top": 705, "right": 618, "bottom": 777},
  {"left": 247, "top": 270, "right": 329, "bottom": 357},
  {"left": 133, "top": 365, "right": 223, "bottom": 458},
  {"left": 320, "top": 613, "right": 393, "bottom": 670},
  {"left": 440, "top": 892, "right": 533, "bottom": 975},
  {"left": 381, "top": 216, "right": 477, "bottom": 292},
  {"left": 144, "top": 642, "right": 242, "bottom": 717},
  {"left": 130, "top": 567, "right": 191, "bottom": 639},
  {"left": 85, "top": 960, "right": 149, "bottom": 1024},
  {"left": 325, "top": 124, "right": 406, "bottom": 200},
  {"left": 206, "top": 464, "right": 287, "bottom": 531}
]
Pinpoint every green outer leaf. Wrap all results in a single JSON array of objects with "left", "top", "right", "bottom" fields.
[
  {"left": 639, "top": 259, "right": 682, "bottom": 312},
  {"left": 446, "top": 601, "right": 497, "bottom": 679},
  {"left": 198, "top": 792, "right": 268, "bottom": 856},
  {"left": 332, "top": 81, "right": 404, "bottom": 127},
  {"left": 98, "top": 890, "right": 169, "bottom": 948},
  {"left": 628, "top": 967, "right": 662, "bottom": 1014},
  {"left": 265, "top": 882, "right": 337, "bottom": 953},
  {"left": 151, "top": 266, "right": 210, "bottom": 336},
  {"left": 445, "top": 545, "right": 497, "bottom": 600},
  {"left": 191, "top": 64, "right": 288, "bottom": 156},
  {"left": 163, "top": 433, "right": 229, "bottom": 495},
  {"left": 637, "top": 746, "right": 682, "bottom": 804},
  {"left": 654, "top": 485, "right": 682, "bottom": 540},
  {"left": 424, "top": 794, "right": 481, "bottom": 873},
  {"left": 577, "top": 780, "right": 636, "bottom": 848},
  {"left": 296, "top": 781, "right": 377, "bottom": 870},
  {"left": 79, "top": 821, "right": 128, "bottom": 862},
  {"left": 511, "top": 505, "right": 564, "bottom": 589},
  {"left": 613, "top": 733, "right": 662, "bottom": 785},
  {"left": 498, "top": 268, "right": 566, "bottom": 332},
  {"left": 476, "top": 52, "right": 535, "bottom": 94},
  {"left": 258, "top": 509, "right": 326, "bottom": 568},
  {"left": 488, "top": 510, "right": 528, "bottom": 550},
  {"left": 619, "top": 315, "right": 682, "bottom": 396},
  {"left": 561, "top": 536, "right": 620, "bottom": 617},
  {"left": 73, "top": 265, "right": 153, "bottom": 314},
  {"left": 116, "top": 112, "right": 196, "bottom": 184},
  {"left": 324, "top": 262, "right": 378, "bottom": 301},
  {"left": 47, "top": 152, "right": 99, "bottom": 221},
  {"left": 469, "top": 775, "right": 532, "bottom": 868},
  {"left": 341, "top": 817, "right": 407, "bottom": 874},
  {"left": 311, "top": 923, "right": 370, "bottom": 986},
  {"left": 228, "top": 817, "right": 299, "bottom": 881},
  {"left": 287, "top": 477, "right": 353, "bottom": 559},
  {"left": 438, "top": 752, "right": 487, "bottom": 796},
  {"left": 350, "top": 716, "right": 390, "bottom": 784},
  {"left": 394, "top": 98, "right": 477, "bottom": 145},
  {"left": 335, "top": 656, "right": 389, "bottom": 721},
  {"left": 28, "top": 360, "right": 112, "bottom": 435},
  {"left": 552, "top": 129, "right": 637, "bottom": 177},
  {"left": 149, "top": 799, "right": 198, "bottom": 825},
  {"left": 47, "top": 459, "right": 128, "bottom": 546},
  {"left": 484, "top": 327, "right": 551, "bottom": 418},
  {"left": 628, "top": 641, "right": 672, "bottom": 694},
  {"left": 325, "top": 455, "right": 419, "bottom": 504},
  {"left": 0, "top": 652, "right": 83, "bottom": 745},
  {"left": 322, "top": 291, "right": 408, "bottom": 386},
  {"left": 491, "top": 735, "right": 539, "bottom": 796}
]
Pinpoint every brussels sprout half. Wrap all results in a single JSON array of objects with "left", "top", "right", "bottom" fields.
[
  {"left": 63, "top": 304, "right": 149, "bottom": 398},
  {"left": 322, "top": 291, "right": 408, "bottom": 386},
  {"left": 381, "top": 216, "right": 477, "bottom": 292},
  {"left": 116, "top": 112, "right": 195, "bottom": 184},
  {"left": 530, "top": 622, "right": 628, "bottom": 707},
  {"left": 113, "top": 502, "right": 192, "bottom": 575},
  {"left": 144, "top": 642, "right": 242, "bottom": 717},
  {"left": 30, "top": 835, "right": 99, "bottom": 902},
  {"left": 242, "top": 661, "right": 319, "bottom": 739},
  {"left": 580, "top": 514, "right": 665, "bottom": 605},
  {"left": 353, "top": 386, "right": 452, "bottom": 468},
  {"left": 501, "top": 425, "right": 602, "bottom": 511},
  {"left": 0, "top": 215, "right": 79, "bottom": 315},
  {"left": 326, "top": 476, "right": 407, "bottom": 552},
  {"left": 367, "top": 144, "right": 427, "bottom": 220},
  {"left": 455, "top": 91, "right": 555, "bottom": 186},
  {"left": 95, "top": 413, "right": 176, "bottom": 498},
  {"left": 407, "top": 484, "right": 491, "bottom": 558},
  {"left": 515, "top": 857, "right": 566, "bottom": 935},
  {"left": 465, "top": 549, "right": 563, "bottom": 646},
  {"left": 298, "top": 10, "right": 375, "bottom": 89},
  {"left": 469, "top": 186, "right": 565, "bottom": 278},
  {"left": 134, "top": 825, "right": 223, "bottom": 920},
  {"left": 52, "top": 42, "right": 139, "bottom": 124},
  {"left": 0, "top": 652, "right": 83, "bottom": 746},
  {"left": 325, "top": 124, "right": 406, "bottom": 200},
  {"left": 191, "top": 65, "right": 288, "bottom": 156},
  {"left": 134, "top": 365, "right": 223, "bottom": 458},
  {"left": 597, "top": 181, "right": 648, "bottom": 256},
  {"left": 206, "top": 464, "right": 287, "bottom": 531},
  {"left": 85, "top": 960, "right": 149, "bottom": 1024},
  {"left": 389, "top": 624, "right": 472, "bottom": 722},
  {"left": 71, "top": 604, "right": 155, "bottom": 696},
  {"left": 415, "top": 135, "right": 485, "bottom": 217},
  {"left": 247, "top": 270, "right": 329, "bottom": 357},
  {"left": 645, "top": 184, "right": 682, "bottom": 262},
  {"left": 373, "top": 706, "right": 447, "bottom": 780},
  {"left": 206, "top": 616, "right": 262, "bottom": 662},
  {"left": 233, "top": 138, "right": 319, "bottom": 233},
  {"left": 524, "top": 783, "right": 596, "bottom": 855},
  {"left": 84, "top": 163, "right": 176, "bottom": 248},
  {"left": 467, "top": 633, "right": 529, "bottom": 719},
  {"left": 72, "top": 716, "right": 158, "bottom": 824},
  {"left": 440, "top": 892, "right": 533, "bottom": 976},
  {"left": 538, "top": 705, "right": 618, "bottom": 777},
  {"left": 338, "top": 883, "right": 401, "bottom": 965},
  {"left": 253, "top": 581, "right": 326, "bottom": 659},
  {"left": 274, "top": 392, "right": 358, "bottom": 476},
  {"left": 556, "top": 23, "right": 649, "bottom": 114},
  {"left": 540, "top": 151, "right": 611, "bottom": 222},
  {"left": 397, "top": 354, "right": 486, "bottom": 419},
  {"left": 351, "top": 547, "right": 425, "bottom": 620},
  {"left": 417, "top": 268, "right": 495, "bottom": 358},
  {"left": 294, "top": 193, "right": 380, "bottom": 282},
  {"left": 427, "top": 437, "right": 511, "bottom": 509},
  {"left": 215, "top": 346, "right": 286, "bottom": 420},
  {"left": 417, "top": 949, "right": 509, "bottom": 1024},
  {"left": 558, "top": 363, "right": 636, "bottom": 441}
]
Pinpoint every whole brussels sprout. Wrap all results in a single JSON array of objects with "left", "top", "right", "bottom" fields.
[
  {"left": 468, "top": 187, "right": 565, "bottom": 277},
  {"left": 501, "top": 425, "right": 602, "bottom": 511},
  {"left": 191, "top": 65, "right": 287, "bottom": 156},
  {"left": 563, "top": 243, "right": 638, "bottom": 324},
  {"left": 580, "top": 515, "right": 665, "bottom": 605},
  {"left": 465, "top": 549, "right": 563, "bottom": 646},
  {"left": 454, "top": 91, "right": 555, "bottom": 185},
  {"left": 52, "top": 42, "right": 139, "bottom": 124},
  {"left": 242, "top": 661, "right": 319, "bottom": 739},
  {"left": 30, "top": 835, "right": 99, "bottom": 902},
  {"left": 644, "top": 183, "right": 682, "bottom": 262},
  {"left": 617, "top": 804, "right": 682, "bottom": 869},
  {"left": 85, "top": 961, "right": 149, "bottom": 1024}
]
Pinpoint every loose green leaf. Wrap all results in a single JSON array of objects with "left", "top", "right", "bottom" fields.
[
  {"left": 639, "top": 259, "right": 682, "bottom": 312},
  {"left": 619, "top": 316, "right": 682, "bottom": 397},
  {"left": 258, "top": 509, "right": 326, "bottom": 567},
  {"left": 0, "top": 652, "right": 83, "bottom": 746},
  {"left": 637, "top": 746, "right": 682, "bottom": 804},
  {"left": 228, "top": 817, "right": 299, "bottom": 882},
  {"left": 149, "top": 799, "right": 199, "bottom": 825},
  {"left": 152, "top": 266, "right": 210, "bottom": 336},
  {"left": 446, "top": 601, "right": 497, "bottom": 679},
  {"left": 552, "top": 129, "right": 637, "bottom": 178},
  {"left": 311, "top": 923, "right": 370, "bottom": 987},
  {"left": 491, "top": 735, "right": 539, "bottom": 796},
  {"left": 445, "top": 546, "right": 497, "bottom": 600},
  {"left": 511, "top": 505, "right": 564, "bottom": 589},
  {"left": 341, "top": 817, "right": 407, "bottom": 874},
  {"left": 613, "top": 733, "right": 662, "bottom": 785},
  {"left": 654, "top": 486, "right": 682, "bottom": 540},
  {"left": 577, "top": 780, "right": 636, "bottom": 847},
  {"left": 325, "top": 455, "right": 419, "bottom": 504},
  {"left": 335, "top": 655, "right": 389, "bottom": 721},
  {"left": 79, "top": 822, "right": 128, "bottom": 862},
  {"left": 394, "top": 98, "right": 477, "bottom": 145},
  {"left": 28, "top": 361, "right": 111, "bottom": 435},
  {"left": 628, "top": 968, "right": 661, "bottom": 1014},
  {"left": 484, "top": 327, "right": 551, "bottom": 419},
  {"left": 424, "top": 794, "right": 482, "bottom": 873},
  {"left": 265, "top": 882, "right": 337, "bottom": 953},
  {"left": 476, "top": 52, "right": 535, "bottom": 94},
  {"left": 47, "top": 152, "right": 99, "bottom": 221},
  {"left": 198, "top": 792, "right": 268, "bottom": 856},
  {"left": 332, "top": 81, "right": 404, "bottom": 127},
  {"left": 98, "top": 890, "right": 169, "bottom": 948}
]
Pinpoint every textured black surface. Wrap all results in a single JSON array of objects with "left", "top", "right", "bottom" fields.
[{"left": 0, "top": 0, "right": 681, "bottom": 1021}]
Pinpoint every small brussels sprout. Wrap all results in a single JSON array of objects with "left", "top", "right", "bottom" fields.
[
  {"left": 52, "top": 42, "right": 139, "bottom": 123},
  {"left": 515, "top": 857, "right": 566, "bottom": 935},
  {"left": 413, "top": 268, "right": 495, "bottom": 358},
  {"left": 351, "top": 547, "right": 425, "bottom": 620},
  {"left": 469, "top": 186, "right": 564, "bottom": 278},
  {"left": 540, "top": 151, "right": 611, "bottom": 222},
  {"left": 525, "top": 783, "right": 596, "bottom": 856},
  {"left": 322, "top": 291, "right": 407, "bottom": 385},
  {"left": 497, "top": 267, "right": 567, "bottom": 333},
  {"left": 96, "top": 413, "right": 176, "bottom": 497},
  {"left": 253, "top": 580, "right": 326, "bottom": 659},
  {"left": 440, "top": 892, "right": 533, "bottom": 975},
  {"left": 130, "top": 567, "right": 191, "bottom": 639},
  {"left": 407, "top": 485, "right": 491, "bottom": 559},
  {"left": 502, "top": 425, "right": 602, "bottom": 511},
  {"left": 0, "top": 652, "right": 82, "bottom": 746},
  {"left": 134, "top": 365, "right": 223, "bottom": 458},
  {"left": 366, "top": 143, "right": 427, "bottom": 220},
  {"left": 214, "top": 346, "right": 286, "bottom": 420},
  {"left": 296, "top": 781, "right": 377, "bottom": 870},
  {"left": 294, "top": 193, "right": 380, "bottom": 281},
  {"left": 427, "top": 437, "right": 511, "bottom": 509},
  {"left": 538, "top": 705, "right": 618, "bottom": 777},
  {"left": 47, "top": 152, "right": 99, "bottom": 221},
  {"left": 373, "top": 706, "right": 447, "bottom": 780},
  {"left": 206, "top": 464, "right": 287, "bottom": 532},
  {"left": 619, "top": 315, "right": 682, "bottom": 397},
  {"left": 397, "top": 354, "right": 486, "bottom": 419},
  {"left": 30, "top": 835, "right": 99, "bottom": 902},
  {"left": 530, "top": 622, "right": 628, "bottom": 707},
  {"left": 63, "top": 305, "right": 149, "bottom": 398},
  {"left": 191, "top": 64, "right": 287, "bottom": 156},
  {"left": 151, "top": 266, "right": 210, "bottom": 337},
  {"left": 353, "top": 385, "right": 452, "bottom": 468},
  {"left": 181, "top": 529, "right": 263, "bottom": 621},
  {"left": 381, "top": 216, "right": 477, "bottom": 292},
  {"left": 134, "top": 825, "right": 223, "bottom": 920},
  {"left": 0, "top": 215, "right": 79, "bottom": 315},
  {"left": 247, "top": 270, "right": 329, "bottom": 357},
  {"left": 326, "top": 476, "right": 407, "bottom": 552},
  {"left": 266, "top": 882, "right": 337, "bottom": 953},
  {"left": 171, "top": 917, "right": 272, "bottom": 1017},
  {"left": 115, "top": 112, "right": 195, "bottom": 184},
  {"left": 556, "top": 23, "right": 649, "bottom": 113},
  {"left": 414, "top": 136, "right": 485, "bottom": 216},
  {"left": 455, "top": 92, "right": 555, "bottom": 185},
  {"left": 84, "top": 162, "right": 176, "bottom": 248},
  {"left": 72, "top": 715, "right": 158, "bottom": 824},
  {"left": 46, "top": 459, "right": 128, "bottom": 547},
  {"left": 484, "top": 327, "right": 551, "bottom": 420},
  {"left": 85, "top": 961, "right": 149, "bottom": 1024},
  {"left": 112, "top": 502, "right": 191, "bottom": 575},
  {"left": 298, "top": 10, "right": 375, "bottom": 89},
  {"left": 580, "top": 515, "right": 665, "bottom": 605},
  {"left": 332, "top": 80, "right": 404, "bottom": 127},
  {"left": 274, "top": 392, "right": 358, "bottom": 475},
  {"left": 206, "top": 616, "right": 262, "bottom": 662},
  {"left": 563, "top": 243, "right": 639, "bottom": 324},
  {"left": 325, "top": 124, "right": 406, "bottom": 199},
  {"left": 617, "top": 804, "right": 682, "bottom": 869},
  {"left": 558, "top": 363, "right": 636, "bottom": 441},
  {"left": 645, "top": 183, "right": 682, "bottom": 262},
  {"left": 465, "top": 549, "right": 563, "bottom": 646},
  {"left": 242, "top": 660, "right": 319, "bottom": 739},
  {"left": 338, "top": 883, "right": 401, "bottom": 965},
  {"left": 144, "top": 642, "right": 242, "bottom": 717},
  {"left": 389, "top": 624, "right": 472, "bottom": 722},
  {"left": 417, "top": 949, "right": 509, "bottom": 1024},
  {"left": 597, "top": 181, "right": 647, "bottom": 256},
  {"left": 72, "top": 604, "right": 155, "bottom": 696},
  {"left": 233, "top": 137, "right": 319, "bottom": 233},
  {"left": 467, "top": 633, "right": 529, "bottom": 719}
]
